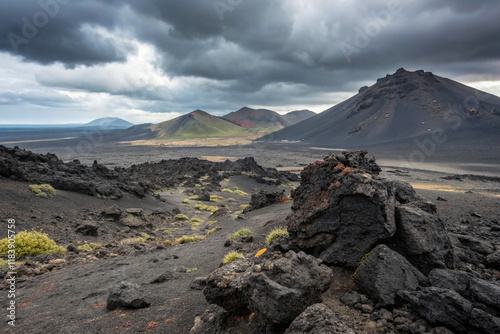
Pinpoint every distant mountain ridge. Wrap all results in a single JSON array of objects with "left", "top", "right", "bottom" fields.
[
  {"left": 83, "top": 117, "right": 133, "bottom": 129},
  {"left": 260, "top": 68, "right": 500, "bottom": 146},
  {"left": 151, "top": 110, "right": 244, "bottom": 138},
  {"left": 222, "top": 107, "right": 315, "bottom": 128},
  {"left": 104, "top": 110, "right": 245, "bottom": 141}
]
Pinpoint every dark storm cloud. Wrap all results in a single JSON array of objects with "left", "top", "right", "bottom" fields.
[
  {"left": 2, "top": 0, "right": 500, "bottom": 111},
  {"left": 0, "top": 0, "right": 130, "bottom": 66}
]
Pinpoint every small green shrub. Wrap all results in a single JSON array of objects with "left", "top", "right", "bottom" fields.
[
  {"left": 186, "top": 267, "right": 198, "bottom": 273},
  {"left": 162, "top": 240, "right": 173, "bottom": 247},
  {"left": 233, "top": 189, "right": 248, "bottom": 196},
  {"left": 121, "top": 233, "right": 150, "bottom": 245},
  {"left": 194, "top": 203, "right": 218, "bottom": 213},
  {"left": 206, "top": 220, "right": 217, "bottom": 227},
  {"left": 175, "top": 235, "right": 204, "bottom": 244},
  {"left": 266, "top": 227, "right": 289, "bottom": 245},
  {"left": 206, "top": 226, "right": 221, "bottom": 236},
  {"left": 0, "top": 230, "right": 66, "bottom": 259},
  {"left": 77, "top": 243, "right": 102, "bottom": 252},
  {"left": 240, "top": 204, "right": 250, "bottom": 209},
  {"left": 189, "top": 195, "right": 199, "bottom": 200},
  {"left": 223, "top": 251, "right": 244, "bottom": 264},
  {"left": 228, "top": 228, "right": 252, "bottom": 239},
  {"left": 175, "top": 214, "right": 189, "bottom": 221},
  {"left": 210, "top": 195, "right": 223, "bottom": 202},
  {"left": 29, "top": 184, "right": 56, "bottom": 198},
  {"left": 182, "top": 199, "right": 189, "bottom": 204},
  {"left": 190, "top": 218, "right": 203, "bottom": 224}
]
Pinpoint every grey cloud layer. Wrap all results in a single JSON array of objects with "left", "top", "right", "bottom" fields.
[{"left": 1, "top": 0, "right": 500, "bottom": 113}]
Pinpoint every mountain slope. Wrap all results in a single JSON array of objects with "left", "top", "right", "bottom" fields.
[
  {"left": 261, "top": 68, "right": 500, "bottom": 147},
  {"left": 284, "top": 110, "right": 316, "bottom": 125},
  {"left": 223, "top": 107, "right": 289, "bottom": 128},
  {"left": 83, "top": 117, "right": 133, "bottom": 129},
  {"left": 151, "top": 110, "right": 244, "bottom": 139}
]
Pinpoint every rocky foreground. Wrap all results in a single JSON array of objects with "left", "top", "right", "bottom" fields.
[
  {"left": 192, "top": 151, "right": 500, "bottom": 334},
  {"left": 0, "top": 145, "right": 297, "bottom": 199},
  {"left": 1, "top": 148, "right": 500, "bottom": 333}
]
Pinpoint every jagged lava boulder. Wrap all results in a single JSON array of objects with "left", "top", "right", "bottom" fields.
[
  {"left": 284, "top": 303, "right": 356, "bottom": 334},
  {"left": 203, "top": 250, "right": 333, "bottom": 329},
  {"left": 287, "top": 150, "right": 453, "bottom": 272},
  {"left": 354, "top": 244, "right": 428, "bottom": 307}
]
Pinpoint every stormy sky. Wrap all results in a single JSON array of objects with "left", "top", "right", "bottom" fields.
[{"left": 1, "top": 0, "right": 500, "bottom": 124}]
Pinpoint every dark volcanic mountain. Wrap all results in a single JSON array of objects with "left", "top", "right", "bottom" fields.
[{"left": 261, "top": 68, "right": 500, "bottom": 147}]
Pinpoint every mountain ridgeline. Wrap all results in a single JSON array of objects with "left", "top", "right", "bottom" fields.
[
  {"left": 260, "top": 68, "right": 500, "bottom": 147},
  {"left": 222, "top": 107, "right": 315, "bottom": 128}
]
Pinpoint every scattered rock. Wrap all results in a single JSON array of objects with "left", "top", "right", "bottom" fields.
[
  {"left": 243, "top": 189, "right": 286, "bottom": 213},
  {"left": 121, "top": 216, "right": 146, "bottom": 228},
  {"left": 66, "top": 244, "right": 80, "bottom": 253},
  {"left": 389, "top": 203, "right": 454, "bottom": 274},
  {"left": 354, "top": 245, "right": 427, "bottom": 307},
  {"left": 340, "top": 291, "right": 361, "bottom": 307},
  {"left": 241, "top": 235, "right": 253, "bottom": 243},
  {"left": 125, "top": 208, "right": 143, "bottom": 216},
  {"left": 284, "top": 303, "right": 356, "bottom": 334},
  {"left": 190, "top": 277, "right": 208, "bottom": 290},
  {"left": 470, "top": 211, "right": 482, "bottom": 218},
  {"left": 452, "top": 234, "right": 495, "bottom": 255},
  {"left": 398, "top": 287, "right": 473, "bottom": 333},
  {"left": 107, "top": 282, "right": 151, "bottom": 310},
  {"left": 189, "top": 305, "right": 231, "bottom": 334},
  {"left": 429, "top": 269, "right": 500, "bottom": 317},
  {"left": 436, "top": 196, "right": 447, "bottom": 201},
  {"left": 150, "top": 271, "right": 180, "bottom": 283},
  {"left": 102, "top": 205, "right": 122, "bottom": 221},
  {"left": 76, "top": 223, "right": 99, "bottom": 237},
  {"left": 204, "top": 250, "right": 333, "bottom": 329},
  {"left": 486, "top": 251, "right": 500, "bottom": 270}
]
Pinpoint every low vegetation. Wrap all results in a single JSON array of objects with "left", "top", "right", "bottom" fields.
[
  {"left": 210, "top": 195, "right": 223, "bottom": 202},
  {"left": 121, "top": 233, "right": 150, "bottom": 245},
  {"left": 205, "top": 226, "right": 221, "bottom": 236},
  {"left": 189, "top": 195, "right": 199, "bottom": 200},
  {"left": 193, "top": 202, "right": 219, "bottom": 213},
  {"left": 266, "top": 227, "right": 289, "bottom": 245},
  {"left": 206, "top": 220, "right": 217, "bottom": 227},
  {"left": 0, "top": 230, "right": 66, "bottom": 259},
  {"left": 223, "top": 251, "right": 244, "bottom": 264},
  {"left": 175, "top": 235, "right": 204, "bottom": 244},
  {"left": 29, "top": 184, "right": 56, "bottom": 198},
  {"left": 221, "top": 187, "right": 248, "bottom": 196},
  {"left": 175, "top": 213, "right": 189, "bottom": 221},
  {"left": 77, "top": 243, "right": 102, "bottom": 252},
  {"left": 228, "top": 228, "right": 252, "bottom": 239}
]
